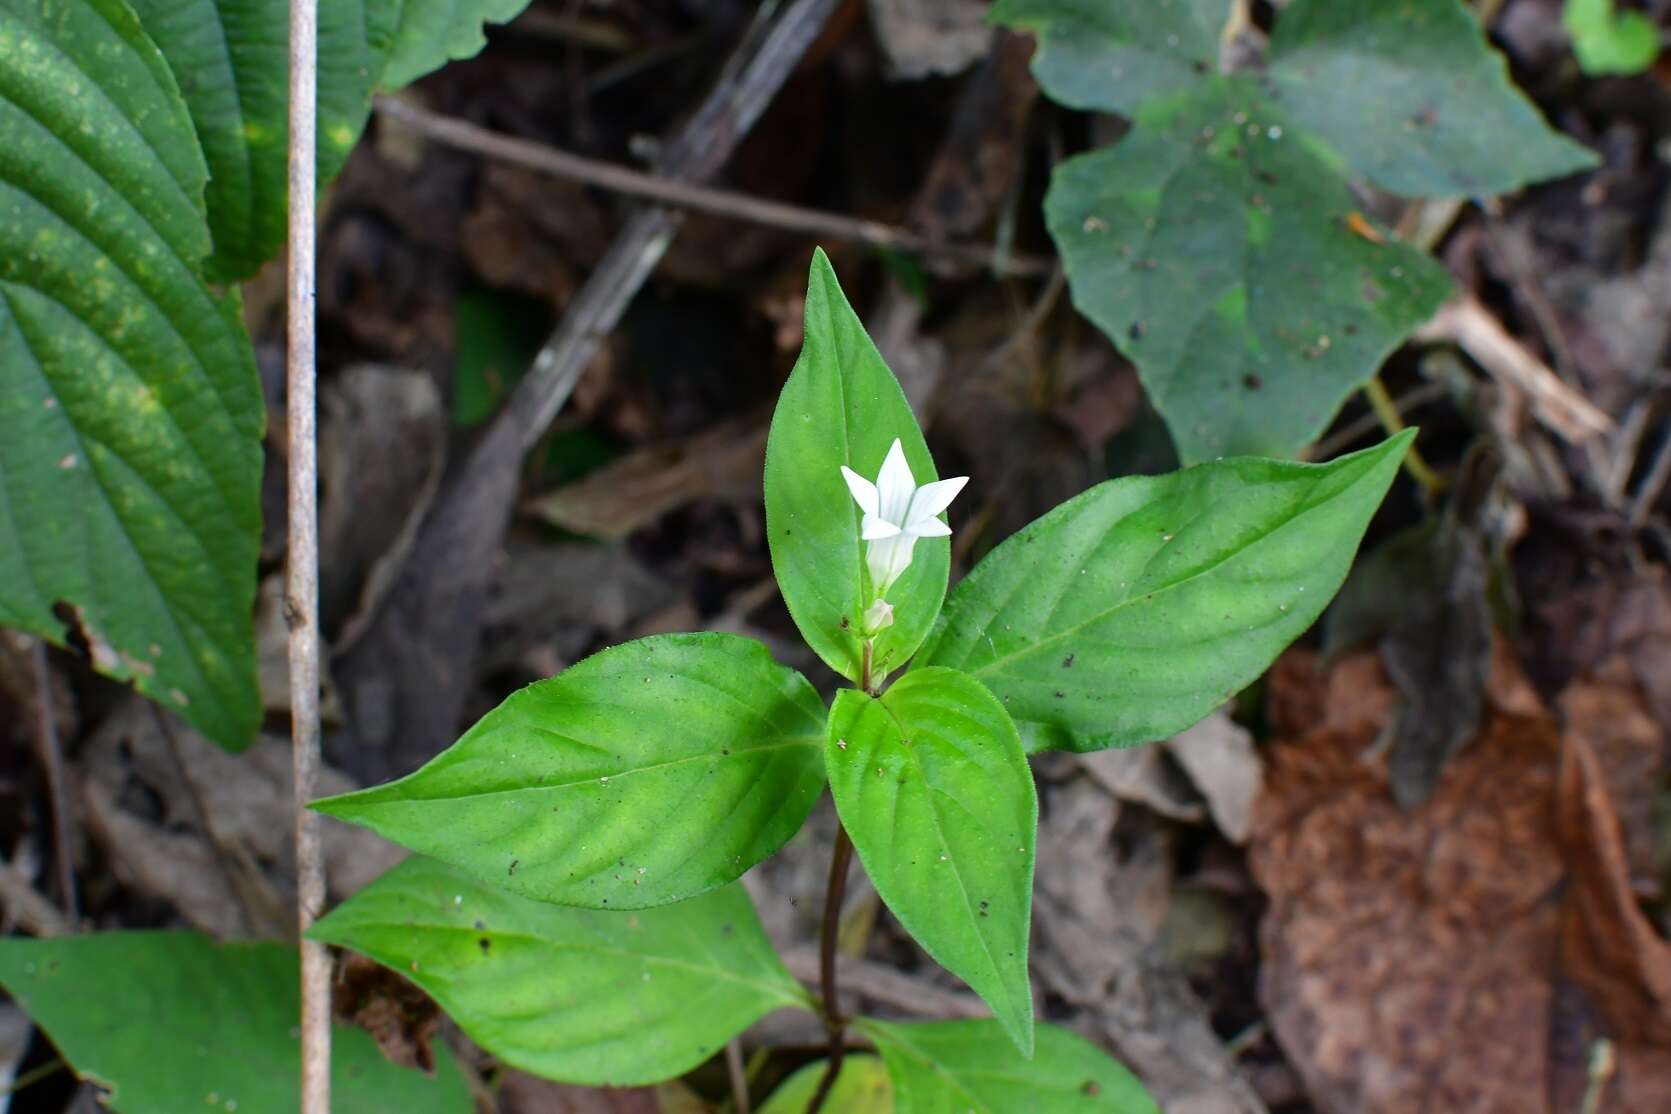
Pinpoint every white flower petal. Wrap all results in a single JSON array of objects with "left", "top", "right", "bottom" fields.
[
  {"left": 909, "top": 516, "right": 951, "bottom": 538},
  {"left": 861, "top": 513, "right": 902, "bottom": 540},
  {"left": 906, "top": 476, "right": 968, "bottom": 525},
  {"left": 866, "top": 532, "right": 918, "bottom": 595},
  {"left": 875, "top": 438, "right": 916, "bottom": 524},
  {"left": 840, "top": 465, "right": 880, "bottom": 518}
]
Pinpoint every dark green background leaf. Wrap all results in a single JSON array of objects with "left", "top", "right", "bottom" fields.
[
  {"left": 0, "top": 932, "right": 471, "bottom": 1114},
  {"left": 127, "top": 0, "right": 534, "bottom": 280},
  {"left": 827, "top": 668, "right": 1036, "bottom": 1055},
  {"left": 765, "top": 249, "right": 951, "bottom": 682},
  {"left": 861, "top": 1019, "right": 1159, "bottom": 1114},
  {"left": 314, "top": 633, "right": 826, "bottom": 909},
  {"left": 373, "top": 0, "right": 535, "bottom": 89},
  {"left": 990, "top": 0, "right": 1227, "bottom": 115},
  {"left": 311, "top": 857, "right": 809, "bottom": 1087},
  {"left": 1044, "top": 78, "right": 1449, "bottom": 462},
  {"left": 0, "top": 0, "right": 262, "bottom": 749},
  {"left": 123, "top": 0, "right": 383, "bottom": 280},
  {"left": 1269, "top": 0, "right": 1597, "bottom": 197},
  {"left": 919, "top": 433, "right": 1412, "bottom": 753}
]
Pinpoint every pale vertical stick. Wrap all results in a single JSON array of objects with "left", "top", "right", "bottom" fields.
[{"left": 286, "top": 0, "right": 328, "bottom": 1109}]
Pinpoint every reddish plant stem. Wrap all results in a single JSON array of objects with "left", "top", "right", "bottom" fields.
[{"left": 807, "top": 824, "right": 854, "bottom": 1114}]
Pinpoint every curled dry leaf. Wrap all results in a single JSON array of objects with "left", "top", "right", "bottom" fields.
[{"left": 1251, "top": 642, "right": 1671, "bottom": 1114}]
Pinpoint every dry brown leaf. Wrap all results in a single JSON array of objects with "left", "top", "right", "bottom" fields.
[
  {"left": 1251, "top": 642, "right": 1671, "bottom": 1114},
  {"left": 332, "top": 952, "right": 440, "bottom": 1072},
  {"left": 522, "top": 419, "right": 765, "bottom": 540}
]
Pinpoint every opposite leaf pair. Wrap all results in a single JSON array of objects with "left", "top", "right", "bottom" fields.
[{"left": 312, "top": 249, "right": 1411, "bottom": 1106}]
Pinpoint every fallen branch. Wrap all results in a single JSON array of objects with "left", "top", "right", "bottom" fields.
[
  {"left": 1416, "top": 295, "right": 1614, "bottom": 445},
  {"left": 374, "top": 97, "right": 1049, "bottom": 279}
]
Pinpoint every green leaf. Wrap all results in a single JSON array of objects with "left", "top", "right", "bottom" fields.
[
  {"left": 126, "top": 0, "right": 533, "bottom": 280},
  {"left": 0, "top": 932, "right": 471, "bottom": 1114},
  {"left": 919, "top": 433, "right": 1412, "bottom": 754},
  {"left": 989, "top": 0, "right": 1227, "bottom": 116},
  {"left": 827, "top": 668, "right": 1036, "bottom": 1055},
  {"left": 373, "top": 0, "right": 534, "bottom": 90},
  {"left": 0, "top": 0, "right": 262, "bottom": 749},
  {"left": 123, "top": 0, "right": 381, "bottom": 280},
  {"left": 1268, "top": 0, "right": 1598, "bottom": 197},
  {"left": 765, "top": 248, "right": 951, "bottom": 682},
  {"left": 314, "top": 632, "right": 826, "bottom": 909},
  {"left": 310, "top": 856, "right": 810, "bottom": 1087},
  {"left": 1044, "top": 78, "right": 1449, "bottom": 462},
  {"left": 860, "top": 1019, "right": 1159, "bottom": 1114},
  {"left": 1563, "top": 0, "right": 1660, "bottom": 75},
  {"left": 758, "top": 1055, "right": 895, "bottom": 1114}
]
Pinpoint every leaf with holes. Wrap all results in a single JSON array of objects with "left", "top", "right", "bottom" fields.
[
  {"left": 0, "top": 932, "right": 471, "bottom": 1114},
  {"left": 766, "top": 248, "right": 953, "bottom": 682},
  {"left": 0, "top": 0, "right": 262, "bottom": 750},
  {"left": 313, "top": 633, "right": 826, "bottom": 909},
  {"left": 310, "top": 856, "right": 810, "bottom": 1086},
  {"left": 991, "top": 0, "right": 1227, "bottom": 115},
  {"left": 827, "top": 667, "right": 1036, "bottom": 1055},
  {"left": 919, "top": 433, "right": 1411, "bottom": 754},
  {"left": 1267, "top": 0, "right": 1597, "bottom": 197},
  {"left": 1043, "top": 78, "right": 1448, "bottom": 462},
  {"left": 860, "top": 1019, "right": 1159, "bottom": 1114}
]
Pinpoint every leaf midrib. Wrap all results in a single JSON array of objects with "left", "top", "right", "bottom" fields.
[{"left": 958, "top": 456, "right": 1376, "bottom": 678}]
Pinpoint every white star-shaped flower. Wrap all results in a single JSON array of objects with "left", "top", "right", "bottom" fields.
[{"left": 840, "top": 438, "right": 968, "bottom": 600}]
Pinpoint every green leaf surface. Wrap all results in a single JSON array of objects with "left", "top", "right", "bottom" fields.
[
  {"left": 0, "top": 932, "right": 470, "bottom": 1114},
  {"left": 827, "top": 668, "right": 1036, "bottom": 1055},
  {"left": 310, "top": 856, "right": 809, "bottom": 1087},
  {"left": 1268, "top": 0, "right": 1597, "bottom": 197},
  {"left": 990, "top": 0, "right": 1227, "bottom": 116},
  {"left": 126, "top": 0, "right": 532, "bottom": 280},
  {"left": 861, "top": 1019, "right": 1159, "bottom": 1114},
  {"left": 314, "top": 633, "right": 826, "bottom": 909},
  {"left": 0, "top": 0, "right": 262, "bottom": 749},
  {"left": 758, "top": 1055, "right": 894, "bottom": 1114},
  {"left": 373, "top": 0, "right": 533, "bottom": 90},
  {"left": 1563, "top": 0, "right": 1660, "bottom": 75},
  {"left": 765, "top": 248, "right": 951, "bottom": 681},
  {"left": 1044, "top": 77, "right": 1449, "bottom": 462},
  {"left": 124, "top": 0, "right": 380, "bottom": 280},
  {"left": 919, "top": 433, "right": 1412, "bottom": 754}
]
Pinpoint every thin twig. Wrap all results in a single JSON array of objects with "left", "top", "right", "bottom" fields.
[
  {"left": 0, "top": 849, "right": 71, "bottom": 938},
  {"left": 1629, "top": 425, "right": 1671, "bottom": 527},
  {"left": 1363, "top": 375, "right": 1445, "bottom": 495},
  {"left": 724, "top": 1038, "right": 751, "bottom": 1114},
  {"left": 1308, "top": 381, "right": 1449, "bottom": 462},
  {"left": 1, "top": 1057, "right": 66, "bottom": 1096},
  {"left": 1416, "top": 296, "right": 1613, "bottom": 445},
  {"left": 372, "top": 99, "right": 1049, "bottom": 284},
  {"left": 807, "top": 825, "right": 855, "bottom": 1114},
  {"left": 286, "top": 0, "right": 330, "bottom": 1106},
  {"left": 27, "top": 642, "right": 75, "bottom": 919}
]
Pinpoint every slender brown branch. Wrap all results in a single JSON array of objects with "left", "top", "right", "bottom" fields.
[
  {"left": 286, "top": 0, "right": 329, "bottom": 1106},
  {"left": 371, "top": 97, "right": 1051, "bottom": 280},
  {"left": 27, "top": 641, "right": 75, "bottom": 919},
  {"left": 807, "top": 825, "right": 855, "bottom": 1114},
  {"left": 724, "top": 1038, "right": 751, "bottom": 1114}
]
